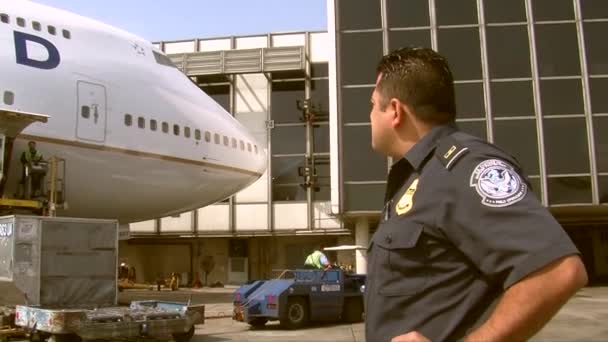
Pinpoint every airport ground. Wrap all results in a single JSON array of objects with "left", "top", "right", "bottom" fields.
[{"left": 113, "top": 285, "right": 608, "bottom": 342}]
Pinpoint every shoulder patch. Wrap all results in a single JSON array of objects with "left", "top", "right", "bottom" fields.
[
  {"left": 435, "top": 135, "right": 469, "bottom": 170},
  {"left": 469, "top": 159, "right": 527, "bottom": 207}
]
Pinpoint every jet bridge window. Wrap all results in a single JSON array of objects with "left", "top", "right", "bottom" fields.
[
  {"left": 223, "top": 136, "right": 229, "bottom": 146},
  {"left": 124, "top": 114, "right": 132, "bottom": 126},
  {"left": 16, "top": 17, "right": 25, "bottom": 27},
  {"left": 214, "top": 133, "right": 220, "bottom": 144},
  {"left": 150, "top": 119, "right": 157, "bottom": 131},
  {"left": 195, "top": 129, "right": 201, "bottom": 140},
  {"left": 153, "top": 51, "right": 176, "bottom": 68},
  {"left": 162, "top": 122, "right": 169, "bottom": 133},
  {"left": 173, "top": 124, "right": 180, "bottom": 136},
  {"left": 247, "top": 143, "right": 252, "bottom": 152},
  {"left": 32, "top": 21, "right": 41, "bottom": 31},
  {"left": 231, "top": 138, "right": 237, "bottom": 149},
  {"left": 184, "top": 126, "right": 191, "bottom": 138},
  {"left": 254, "top": 145, "right": 258, "bottom": 154},
  {"left": 138, "top": 117, "right": 145, "bottom": 129},
  {"left": 204, "top": 131, "right": 211, "bottom": 142},
  {"left": 240, "top": 140, "right": 245, "bottom": 151},
  {"left": 0, "top": 14, "right": 9, "bottom": 24},
  {"left": 62, "top": 29, "right": 71, "bottom": 39},
  {"left": 48, "top": 25, "right": 56, "bottom": 35}
]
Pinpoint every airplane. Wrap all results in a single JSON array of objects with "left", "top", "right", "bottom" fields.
[{"left": 0, "top": 0, "right": 267, "bottom": 223}]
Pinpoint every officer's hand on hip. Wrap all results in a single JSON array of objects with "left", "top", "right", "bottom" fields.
[{"left": 391, "top": 331, "right": 431, "bottom": 342}]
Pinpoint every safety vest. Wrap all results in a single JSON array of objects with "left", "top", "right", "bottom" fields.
[
  {"left": 24, "top": 150, "right": 42, "bottom": 163},
  {"left": 304, "top": 250, "right": 323, "bottom": 269}
]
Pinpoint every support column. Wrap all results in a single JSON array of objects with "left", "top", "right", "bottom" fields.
[{"left": 355, "top": 217, "right": 369, "bottom": 274}]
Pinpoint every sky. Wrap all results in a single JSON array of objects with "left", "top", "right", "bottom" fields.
[{"left": 32, "top": 0, "right": 328, "bottom": 42}]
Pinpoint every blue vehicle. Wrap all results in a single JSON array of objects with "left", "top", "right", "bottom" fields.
[{"left": 232, "top": 267, "right": 366, "bottom": 329}]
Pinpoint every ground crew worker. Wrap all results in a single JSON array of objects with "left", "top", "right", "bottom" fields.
[
  {"left": 304, "top": 244, "right": 331, "bottom": 270},
  {"left": 19, "top": 141, "right": 44, "bottom": 198},
  {"left": 364, "top": 47, "right": 588, "bottom": 342}
]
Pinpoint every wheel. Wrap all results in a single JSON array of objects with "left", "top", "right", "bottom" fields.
[
  {"left": 172, "top": 326, "right": 194, "bottom": 342},
  {"left": 280, "top": 297, "right": 309, "bottom": 329},
  {"left": 342, "top": 297, "right": 364, "bottom": 323},
  {"left": 248, "top": 317, "right": 268, "bottom": 328}
]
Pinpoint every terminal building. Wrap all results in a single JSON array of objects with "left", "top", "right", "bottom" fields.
[{"left": 120, "top": 0, "right": 608, "bottom": 286}]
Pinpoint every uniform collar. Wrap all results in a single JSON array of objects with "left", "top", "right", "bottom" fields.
[{"left": 402, "top": 123, "right": 457, "bottom": 171}]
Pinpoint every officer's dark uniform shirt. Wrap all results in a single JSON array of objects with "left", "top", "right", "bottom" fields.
[{"left": 364, "top": 123, "right": 580, "bottom": 342}]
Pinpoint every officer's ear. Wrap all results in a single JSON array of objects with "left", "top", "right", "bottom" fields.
[{"left": 389, "top": 98, "right": 412, "bottom": 128}]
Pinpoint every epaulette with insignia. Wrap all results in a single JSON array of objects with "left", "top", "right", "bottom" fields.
[{"left": 435, "top": 135, "right": 469, "bottom": 170}]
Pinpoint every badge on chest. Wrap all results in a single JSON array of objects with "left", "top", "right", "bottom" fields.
[{"left": 395, "top": 178, "right": 419, "bottom": 215}]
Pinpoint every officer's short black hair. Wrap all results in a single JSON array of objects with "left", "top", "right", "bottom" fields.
[{"left": 375, "top": 47, "right": 456, "bottom": 124}]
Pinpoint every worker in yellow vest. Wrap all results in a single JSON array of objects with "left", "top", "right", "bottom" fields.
[{"left": 304, "top": 243, "right": 331, "bottom": 270}]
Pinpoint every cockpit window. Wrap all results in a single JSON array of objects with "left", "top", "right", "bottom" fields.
[{"left": 153, "top": 50, "right": 177, "bottom": 68}]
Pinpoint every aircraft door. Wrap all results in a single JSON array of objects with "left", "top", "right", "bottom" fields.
[{"left": 76, "top": 81, "right": 107, "bottom": 143}]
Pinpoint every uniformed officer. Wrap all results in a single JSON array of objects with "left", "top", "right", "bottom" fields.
[{"left": 365, "top": 47, "right": 588, "bottom": 342}]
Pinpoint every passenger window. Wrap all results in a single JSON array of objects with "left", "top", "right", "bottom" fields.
[
  {"left": 62, "top": 29, "right": 71, "bottom": 39},
  {"left": 231, "top": 138, "right": 237, "bottom": 149},
  {"left": 195, "top": 129, "right": 201, "bottom": 140},
  {"left": 214, "top": 133, "right": 220, "bottom": 144},
  {"left": 173, "top": 124, "right": 180, "bottom": 136},
  {"left": 254, "top": 145, "right": 258, "bottom": 154},
  {"left": 124, "top": 114, "right": 132, "bottom": 126},
  {"left": 48, "top": 25, "right": 56, "bottom": 35},
  {"left": 162, "top": 122, "right": 169, "bottom": 133},
  {"left": 81, "top": 106, "right": 90, "bottom": 119},
  {"left": 247, "top": 142, "right": 252, "bottom": 152},
  {"left": 16, "top": 17, "right": 25, "bottom": 27},
  {"left": 184, "top": 126, "right": 191, "bottom": 138},
  {"left": 150, "top": 119, "right": 157, "bottom": 131},
  {"left": 0, "top": 14, "right": 9, "bottom": 24},
  {"left": 204, "top": 131, "right": 211, "bottom": 142},
  {"left": 32, "top": 21, "right": 41, "bottom": 31},
  {"left": 3, "top": 91, "right": 14, "bottom": 105},
  {"left": 240, "top": 140, "right": 245, "bottom": 151},
  {"left": 138, "top": 117, "right": 145, "bottom": 129},
  {"left": 223, "top": 136, "right": 229, "bottom": 146}
]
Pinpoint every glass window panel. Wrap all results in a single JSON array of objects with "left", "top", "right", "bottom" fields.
[
  {"left": 311, "top": 63, "right": 328, "bottom": 78},
  {"left": 342, "top": 86, "right": 374, "bottom": 124},
  {"left": 456, "top": 120, "right": 487, "bottom": 140},
  {"left": 388, "top": 29, "right": 432, "bottom": 52},
  {"left": 540, "top": 79, "right": 584, "bottom": 116},
  {"left": 437, "top": 28, "right": 482, "bottom": 80},
  {"left": 387, "top": 0, "right": 430, "bottom": 27},
  {"left": 493, "top": 119, "right": 540, "bottom": 175},
  {"left": 273, "top": 185, "right": 306, "bottom": 201},
  {"left": 535, "top": 24, "right": 581, "bottom": 77},
  {"left": 271, "top": 125, "right": 306, "bottom": 154},
  {"left": 544, "top": 118, "right": 590, "bottom": 174},
  {"left": 310, "top": 80, "right": 329, "bottom": 118},
  {"left": 590, "top": 78, "right": 608, "bottom": 114},
  {"left": 271, "top": 81, "right": 305, "bottom": 124},
  {"left": 455, "top": 82, "right": 485, "bottom": 119},
  {"left": 343, "top": 125, "right": 387, "bottom": 181},
  {"left": 484, "top": 0, "right": 526, "bottom": 23},
  {"left": 201, "top": 85, "right": 230, "bottom": 112},
  {"left": 150, "top": 120, "right": 157, "bottom": 131},
  {"left": 491, "top": 81, "right": 535, "bottom": 117},
  {"left": 486, "top": 26, "right": 531, "bottom": 78},
  {"left": 338, "top": 0, "right": 381, "bottom": 30},
  {"left": 584, "top": 22, "right": 608, "bottom": 75},
  {"left": 344, "top": 183, "right": 385, "bottom": 212},
  {"left": 138, "top": 117, "right": 145, "bottom": 129},
  {"left": 599, "top": 176, "right": 608, "bottom": 204},
  {"left": 547, "top": 177, "right": 592, "bottom": 205},
  {"left": 313, "top": 124, "right": 329, "bottom": 153},
  {"left": 272, "top": 156, "right": 304, "bottom": 184},
  {"left": 594, "top": 116, "right": 608, "bottom": 173},
  {"left": 436, "top": 0, "right": 478, "bottom": 25},
  {"left": 581, "top": 0, "right": 608, "bottom": 20},
  {"left": 527, "top": 177, "right": 542, "bottom": 202},
  {"left": 340, "top": 31, "right": 384, "bottom": 85},
  {"left": 532, "top": 0, "right": 574, "bottom": 21}
]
